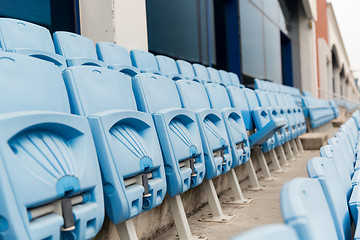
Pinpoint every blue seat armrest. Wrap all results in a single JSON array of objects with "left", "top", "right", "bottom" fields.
[
  {"left": 108, "top": 64, "right": 140, "bottom": 77},
  {"left": 248, "top": 119, "right": 285, "bottom": 147},
  {"left": 66, "top": 57, "right": 107, "bottom": 67},
  {"left": 11, "top": 48, "right": 66, "bottom": 71}
]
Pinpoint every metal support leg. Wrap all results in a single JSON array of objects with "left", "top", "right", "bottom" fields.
[
  {"left": 284, "top": 142, "right": 295, "bottom": 161},
  {"left": 117, "top": 219, "right": 138, "bottom": 240},
  {"left": 296, "top": 137, "right": 304, "bottom": 152},
  {"left": 275, "top": 146, "right": 290, "bottom": 166},
  {"left": 168, "top": 195, "right": 205, "bottom": 240},
  {"left": 254, "top": 148, "right": 276, "bottom": 181},
  {"left": 291, "top": 139, "right": 300, "bottom": 156},
  {"left": 224, "top": 169, "right": 253, "bottom": 205},
  {"left": 199, "top": 179, "right": 235, "bottom": 223},
  {"left": 245, "top": 158, "right": 269, "bottom": 191},
  {"left": 268, "top": 149, "right": 285, "bottom": 173}
]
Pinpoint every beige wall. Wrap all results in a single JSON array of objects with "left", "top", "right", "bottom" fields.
[{"left": 79, "top": 0, "right": 148, "bottom": 51}]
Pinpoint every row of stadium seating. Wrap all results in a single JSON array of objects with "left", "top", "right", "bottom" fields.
[
  {"left": 233, "top": 110, "right": 360, "bottom": 240},
  {"left": 255, "top": 78, "right": 340, "bottom": 129},
  {"left": 0, "top": 18, "right": 307, "bottom": 240}
]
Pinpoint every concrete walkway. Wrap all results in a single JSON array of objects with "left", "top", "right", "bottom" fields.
[{"left": 155, "top": 126, "right": 338, "bottom": 239}]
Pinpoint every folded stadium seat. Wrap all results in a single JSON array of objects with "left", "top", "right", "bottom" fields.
[
  {"left": 130, "top": 49, "right": 160, "bottom": 74},
  {"left": 218, "top": 70, "right": 233, "bottom": 86},
  {"left": 227, "top": 86, "right": 287, "bottom": 180},
  {"left": 307, "top": 157, "right": 352, "bottom": 240},
  {"left": 156, "top": 55, "right": 185, "bottom": 80},
  {"left": 205, "top": 82, "right": 264, "bottom": 199},
  {"left": 271, "top": 91, "right": 305, "bottom": 156},
  {"left": 0, "top": 52, "right": 104, "bottom": 240},
  {"left": 281, "top": 178, "right": 338, "bottom": 240},
  {"left": 53, "top": 31, "right": 106, "bottom": 67},
  {"left": 231, "top": 224, "right": 299, "bottom": 240},
  {"left": 255, "top": 89, "right": 295, "bottom": 167},
  {"left": 206, "top": 67, "right": 222, "bottom": 85},
  {"left": 176, "top": 60, "right": 208, "bottom": 83},
  {"left": 228, "top": 72, "right": 244, "bottom": 88},
  {"left": 176, "top": 80, "right": 233, "bottom": 179},
  {"left": 132, "top": 74, "right": 234, "bottom": 238},
  {"left": 0, "top": 18, "right": 66, "bottom": 70},
  {"left": 255, "top": 89, "right": 286, "bottom": 147},
  {"left": 96, "top": 42, "right": 140, "bottom": 76},
  {"left": 62, "top": 67, "right": 167, "bottom": 237},
  {"left": 176, "top": 80, "right": 254, "bottom": 204}
]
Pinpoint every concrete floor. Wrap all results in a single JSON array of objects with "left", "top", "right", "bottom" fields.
[{"left": 155, "top": 126, "right": 338, "bottom": 240}]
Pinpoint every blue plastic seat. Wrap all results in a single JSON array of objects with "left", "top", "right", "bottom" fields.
[
  {"left": 176, "top": 80, "right": 233, "bottom": 179},
  {"left": 275, "top": 94, "right": 300, "bottom": 139},
  {"left": 227, "top": 86, "right": 286, "bottom": 151},
  {"left": 177, "top": 60, "right": 204, "bottom": 83},
  {"left": 156, "top": 55, "right": 184, "bottom": 80},
  {"left": 218, "top": 70, "right": 232, "bottom": 86},
  {"left": 254, "top": 79, "right": 265, "bottom": 90},
  {"left": 53, "top": 31, "right": 106, "bottom": 67},
  {"left": 307, "top": 157, "right": 352, "bottom": 240},
  {"left": 62, "top": 67, "right": 166, "bottom": 224},
  {"left": 96, "top": 42, "right": 140, "bottom": 76},
  {"left": 0, "top": 18, "right": 66, "bottom": 70},
  {"left": 132, "top": 74, "right": 206, "bottom": 196},
  {"left": 206, "top": 67, "right": 222, "bottom": 85},
  {"left": 228, "top": 72, "right": 244, "bottom": 88},
  {"left": 205, "top": 83, "right": 250, "bottom": 166},
  {"left": 266, "top": 92, "right": 292, "bottom": 141},
  {"left": 281, "top": 178, "right": 338, "bottom": 240},
  {"left": 130, "top": 49, "right": 160, "bottom": 74},
  {"left": 193, "top": 63, "right": 212, "bottom": 83},
  {"left": 231, "top": 224, "right": 299, "bottom": 240},
  {"left": 0, "top": 52, "right": 104, "bottom": 240},
  {"left": 255, "top": 90, "right": 286, "bottom": 147}
]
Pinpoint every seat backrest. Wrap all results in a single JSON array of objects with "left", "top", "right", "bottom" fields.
[
  {"left": 156, "top": 55, "right": 179, "bottom": 75},
  {"left": 227, "top": 86, "right": 253, "bottom": 130},
  {"left": 130, "top": 49, "right": 159, "bottom": 72},
  {"left": 307, "top": 157, "right": 351, "bottom": 240},
  {"left": 244, "top": 88, "right": 260, "bottom": 110},
  {"left": 177, "top": 60, "right": 196, "bottom": 78},
  {"left": 229, "top": 72, "right": 242, "bottom": 87},
  {"left": 63, "top": 66, "right": 137, "bottom": 116},
  {"left": 96, "top": 42, "right": 132, "bottom": 66},
  {"left": 133, "top": 74, "right": 183, "bottom": 114},
  {"left": 254, "top": 79, "right": 264, "bottom": 90},
  {"left": 267, "top": 92, "right": 279, "bottom": 106},
  {"left": 205, "top": 83, "right": 232, "bottom": 110},
  {"left": 207, "top": 67, "right": 222, "bottom": 84},
  {"left": 0, "top": 52, "right": 70, "bottom": 114},
  {"left": 0, "top": 18, "right": 55, "bottom": 54},
  {"left": 218, "top": 70, "right": 232, "bottom": 86},
  {"left": 281, "top": 178, "right": 338, "bottom": 240},
  {"left": 193, "top": 63, "right": 210, "bottom": 81},
  {"left": 320, "top": 145, "right": 353, "bottom": 193},
  {"left": 255, "top": 90, "right": 271, "bottom": 107},
  {"left": 175, "top": 80, "right": 211, "bottom": 111},
  {"left": 231, "top": 224, "right": 299, "bottom": 240},
  {"left": 53, "top": 31, "right": 98, "bottom": 60}
]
